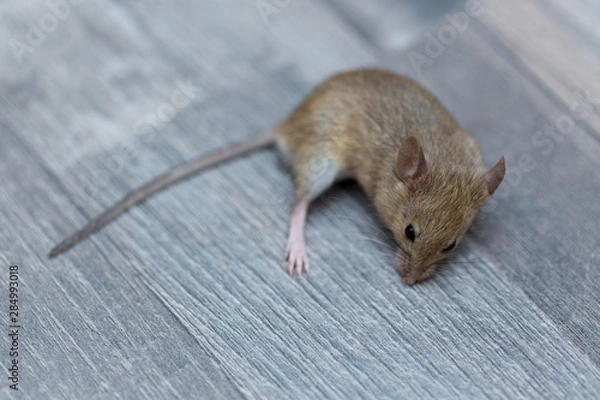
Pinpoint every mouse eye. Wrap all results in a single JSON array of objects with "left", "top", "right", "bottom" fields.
[
  {"left": 405, "top": 224, "right": 415, "bottom": 242},
  {"left": 442, "top": 240, "right": 456, "bottom": 253}
]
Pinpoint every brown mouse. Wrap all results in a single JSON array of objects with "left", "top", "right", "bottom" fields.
[{"left": 49, "top": 69, "right": 505, "bottom": 285}]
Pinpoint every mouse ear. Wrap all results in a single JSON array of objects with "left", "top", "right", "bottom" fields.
[
  {"left": 395, "top": 136, "right": 428, "bottom": 183},
  {"left": 481, "top": 156, "right": 505, "bottom": 195}
]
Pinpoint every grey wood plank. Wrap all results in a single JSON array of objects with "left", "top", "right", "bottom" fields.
[
  {"left": 2, "top": 0, "right": 600, "bottom": 398},
  {"left": 545, "top": 0, "right": 600, "bottom": 47},
  {"left": 0, "top": 126, "right": 245, "bottom": 399},
  {"left": 325, "top": 0, "right": 465, "bottom": 52},
  {"left": 481, "top": 0, "right": 600, "bottom": 143}
]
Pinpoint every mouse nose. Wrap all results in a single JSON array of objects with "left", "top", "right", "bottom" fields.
[
  {"left": 400, "top": 267, "right": 417, "bottom": 286},
  {"left": 403, "top": 275, "right": 417, "bottom": 286}
]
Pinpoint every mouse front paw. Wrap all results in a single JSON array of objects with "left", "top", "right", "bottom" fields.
[{"left": 285, "top": 239, "right": 309, "bottom": 276}]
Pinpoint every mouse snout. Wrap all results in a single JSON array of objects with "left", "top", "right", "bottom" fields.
[
  {"left": 402, "top": 274, "right": 417, "bottom": 286},
  {"left": 399, "top": 259, "right": 437, "bottom": 286},
  {"left": 402, "top": 269, "right": 433, "bottom": 286},
  {"left": 398, "top": 257, "right": 417, "bottom": 285},
  {"left": 401, "top": 267, "right": 421, "bottom": 286}
]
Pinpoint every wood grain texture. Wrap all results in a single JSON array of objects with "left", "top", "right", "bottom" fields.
[{"left": 1, "top": 0, "right": 600, "bottom": 398}]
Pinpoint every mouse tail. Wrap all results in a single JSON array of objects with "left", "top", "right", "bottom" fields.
[{"left": 48, "top": 131, "right": 276, "bottom": 259}]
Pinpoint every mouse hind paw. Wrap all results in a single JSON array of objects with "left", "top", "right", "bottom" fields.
[
  {"left": 284, "top": 197, "right": 311, "bottom": 277},
  {"left": 285, "top": 238, "right": 309, "bottom": 276}
]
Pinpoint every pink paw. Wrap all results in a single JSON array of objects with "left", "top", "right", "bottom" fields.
[{"left": 285, "top": 239, "right": 309, "bottom": 276}]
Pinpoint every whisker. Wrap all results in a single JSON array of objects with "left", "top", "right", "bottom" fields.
[
  {"left": 358, "top": 237, "right": 399, "bottom": 253},
  {"left": 437, "top": 261, "right": 484, "bottom": 264},
  {"left": 331, "top": 214, "right": 385, "bottom": 232}
]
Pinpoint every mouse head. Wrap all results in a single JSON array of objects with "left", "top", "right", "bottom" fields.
[{"left": 388, "top": 136, "right": 505, "bottom": 285}]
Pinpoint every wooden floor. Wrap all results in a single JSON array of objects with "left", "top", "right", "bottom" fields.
[{"left": 2, "top": 0, "right": 600, "bottom": 398}]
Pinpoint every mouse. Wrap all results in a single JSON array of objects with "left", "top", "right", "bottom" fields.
[{"left": 49, "top": 69, "right": 505, "bottom": 285}]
